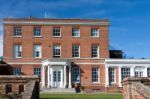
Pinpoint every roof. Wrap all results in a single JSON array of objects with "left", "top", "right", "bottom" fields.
[
  {"left": 3, "top": 18, "right": 109, "bottom": 26},
  {"left": 3, "top": 18, "right": 109, "bottom": 22}
]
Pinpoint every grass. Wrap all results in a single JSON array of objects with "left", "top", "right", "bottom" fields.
[{"left": 40, "top": 93, "right": 123, "bottom": 99}]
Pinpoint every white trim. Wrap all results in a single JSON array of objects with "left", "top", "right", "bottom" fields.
[
  {"left": 92, "top": 67, "right": 100, "bottom": 84},
  {"left": 33, "top": 36, "right": 42, "bottom": 38},
  {"left": 33, "top": 45, "right": 42, "bottom": 58},
  {"left": 13, "top": 36, "right": 22, "bottom": 38},
  {"left": 52, "top": 27, "right": 61, "bottom": 37},
  {"left": 4, "top": 21, "right": 109, "bottom": 26},
  {"left": 53, "top": 45, "right": 61, "bottom": 58},
  {"left": 72, "top": 28, "right": 80, "bottom": 37},
  {"left": 106, "top": 64, "right": 150, "bottom": 68},
  {"left": 91, "top": 28, "right": 100, "bottom": 37},
  {"left": 105, "top": 66, "right": 109, "bottom": 87},
  {"left": 91, "top": 45, "right": 99, "bottom": 58},
  {"left": 72, "top": 44, "right": 80, "bottom": 58},
  {"left": 109, "top": 67, "right": 116, "bottom": 84},
  {"left": 76, "top": 63, "right": 104, "bottom": 64},
  {"left": 7, "top": 62, "right": 104, "bottom": 65},
  {"left": 105, "top": 59, "right": 150, "bottom": 64},
  {"left": 118, "top": 67, "right": 122, "bottom": 87}
]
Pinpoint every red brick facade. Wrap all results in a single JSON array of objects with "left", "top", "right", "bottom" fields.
[{"left": 3, "top": 18, "right": 109, "bottom": 89}]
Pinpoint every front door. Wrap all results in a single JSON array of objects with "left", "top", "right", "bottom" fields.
[{"left": 53, "top": 67, "right": 63, "bottom": 88}]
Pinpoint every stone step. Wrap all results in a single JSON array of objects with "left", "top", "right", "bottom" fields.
[{"left": 40, "top": 88, "right": 76, "bottom": 93}]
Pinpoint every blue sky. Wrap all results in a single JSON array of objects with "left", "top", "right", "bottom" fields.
[{"left": 0, "top": 0, "right": 150, "bottom": 58}]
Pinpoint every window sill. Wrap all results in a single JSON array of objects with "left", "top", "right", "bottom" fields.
[
  {"left": 13, "top": 36, "right": 22, "bottom": 38},
  {"left": 52, "top": 36, "right": 61, "bottom": 38},
  {"left": 14, "top": 57, "right": 22, "bottom": 59},
  {"left": 91, "top": 57, "right": 99, "bottom": 59},
  {"left": 72, "top": 36, "right": 80, "bottom": 38},
  {"left": 92, "top": 82, "right": 100, "bottom": 84},
  {"left": 91, "top": 36, "right": 99, "bottom": 38},
  {"left": 72, "top": 57, "right": 80, "bottom": 59},
  {"left": 34, "top": 57, "right": 42, "bottom": 59},
  {"left": 33, "top": 36, "right": 42, "bottom": 38}
]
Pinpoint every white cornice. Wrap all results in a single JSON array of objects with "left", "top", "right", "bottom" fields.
[
  {"left": 3, "top": 21, "right": 109, "bottom": 26},
  {"left": 7, "top": 62, "right": 104, "bottom": 65},
  {"left": 105, "top": 59, "right": 150, "bottom": 64}
]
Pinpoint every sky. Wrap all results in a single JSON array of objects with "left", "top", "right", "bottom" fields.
[{"left": 0, "top": 0, "right": 150, "bottom": 58}]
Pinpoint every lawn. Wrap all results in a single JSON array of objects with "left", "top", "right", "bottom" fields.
[{"left": 40, "top": 93, "right": 123, "bottom": 99}]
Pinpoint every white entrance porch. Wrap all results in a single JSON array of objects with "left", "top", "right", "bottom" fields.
[{"left": 41, "top": 59, "right": 72, "bottom": 88}]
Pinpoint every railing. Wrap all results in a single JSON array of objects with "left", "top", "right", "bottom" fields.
[{"left": 132, "top": 82, "right": 150, "bottom": 99}]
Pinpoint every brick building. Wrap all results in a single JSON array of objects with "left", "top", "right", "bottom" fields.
[{"left": 3, "top": 18, "right": 150, "bottom": 91}]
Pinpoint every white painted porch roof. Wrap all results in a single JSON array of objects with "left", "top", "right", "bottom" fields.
[{"left": 41, "top": 58, "right": 71, "bottom": 66}]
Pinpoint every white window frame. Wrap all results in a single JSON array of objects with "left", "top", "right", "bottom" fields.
[
  {"left": 13, "top": 67, "right": 21, "bottom": 75},
  {"left": 92, "top": 67, "right": 100, "bottom": 83},
  {"left": 53, "top": 27, "right": 61, "bottom": 37},
  {"left": 53, "top": 45, "right": 61, "bottom": 58},
  {"left": 91, "top": 45, "right": 99, "bottom": 58},
  {"left": 33, "top": 45, "right": 42, "bottom": 58},
  {"left": 14, "top": 45, "right": 22, "bottom": 58},
  {"left": 33, "top": 27, "right": 42, "bottom": 37},
  {"left": 72, "top": 28, "right": 80, "bottom": 37},
  {"left": 72, "top": 44, "right": 80, "bottom": 58},
  {"left": 34, "top": 67, "right": 41, "bottom": 76},
  {"left": 72, "top": 67, "right": 80, "bottom": 83},
  {"left": 109, "top": 67, "right": 116, "bottom": 84},
  {"left": 121, "top": 68, "right": 130, "bottom": 80},
  {"left": 13, "top": 27, "right": 22, "bottom": 37},
  {"left": 91, "top": 28, "right": 99, "bottom": 37}
]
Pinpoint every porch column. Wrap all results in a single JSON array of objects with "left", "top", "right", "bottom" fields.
[
  {"left": 64, "top": 65, "right": 67, "bottom": 88},
  {"left": 68, "top": 66, "right": 72, "bottom": 88},
  {"left": 41, "top": 66, "right": 45, "bottom": 88},
  {"left": 118, "top": 67, "right": 122, "bottom": 87},
  {"left": 130, "top": 66, "right": 135, "bottom": 77},
  {"left": 105, "top": 66, "right": 109, "bottom": 87},
  {"left": 47, "top": 65, "right": 50, "bottom": 88},
  {"left": 143, "top": 66, "right": 148, "bottom": 77},
  {"left": 50, "top": 66, "right": 53, "bottom": 88}
]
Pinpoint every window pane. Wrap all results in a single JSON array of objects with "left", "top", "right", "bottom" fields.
[
  {"left": 121, "top": 68, "right": 130, "bottom": 80},
  {"left": 91, "top": 45, "right": 99, "bottom": 58},
  {"left": 14, "top": 45, "right": 22, "bottom": 58},
  {"left": 53, "top": 27, "right": 61, "bottom": 37},
  {"left": 34, "top": 27, "right": 41, "bottom": 36},
  {"left": 72, "top": 45, "right": 80, "bottom": 58},
  {"left": 72, "top": 67, "right": 80, "bottom": 83},
  {"left": 34, "top": 67, "right": 41, "bottom": 76},
  {"left": 53, "top": 45, "right": 61, "bottom": 58},
  {"left": 34, "top": 45, "right": 41, "bottom": 58},
  {"left": 14, "top": 27, "right": 22, "bottom": 36},
  {"left": 13, "top": 67, "right": 21, "bottom": 75},
  {"left": 91, "top": 28, "right": 99, "bottom": 37},
  {"left": 72, "top": 28, "right": 80, "bottom": 37},
  {"left": 109, "top": 68, "right": 115, "bottom": 83},
  {"left": 92, "top": 67, "right": 99, "bottom": 83}
]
